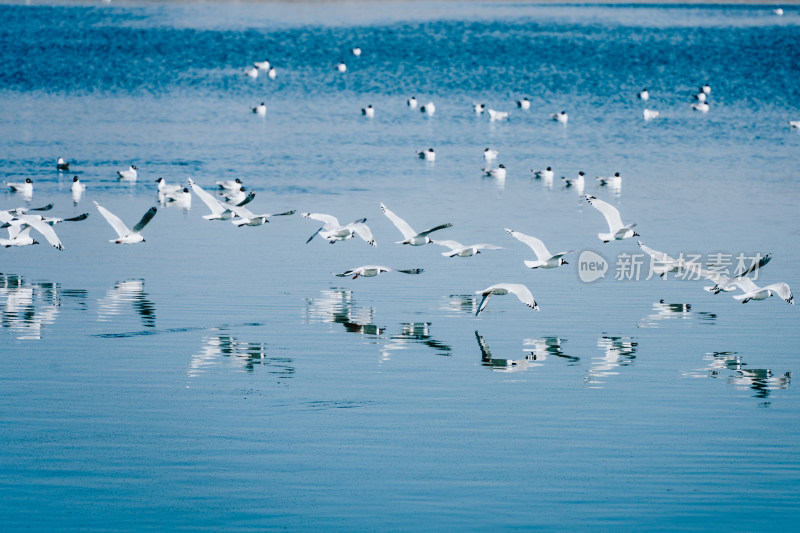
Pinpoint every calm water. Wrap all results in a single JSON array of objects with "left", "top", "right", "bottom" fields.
[{"left": 1, "top": 1, "right": 799, "bottom": 530}]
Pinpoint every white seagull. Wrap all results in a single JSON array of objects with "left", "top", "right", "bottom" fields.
[
  {"left": 637, "top": 241, "right": 684, "bottom": 277},
  {"left": 418, "top": 148, "right": 436, "bottom": 161},
  {"left": 432, "top": 240, "right": 502, "bottom": 258},
  {"left": 420, "top": 102, "right": 435, "bottom": 116},
  {"left": 731, "top": 278, "right": 793, "bottom": 305},
  {"left": 597, "top": 172, "right": 622, "bottom": 188},
  {"left": 533, "top": 167, "right": 554, "bottom": 181},
  {"left": 643, "top": 109, "right": 660, "bottom": 120},
  {"left": 94, "top": 201, "right": 157, "bottom": 244},
  {"left": 692, "top": 254, "right": 773, "bottom": 294},
  {"left": 229, "top": 202, "right": 295, "bottom": 227},
  {"left": 71, "top": 176, "right": 85, "bottom": 203},
  {"left": 252, "top": 102, "right": 267, "bottom": 116},
  {"left": 222, "top": 186, "right": 249, "bottom": 205},
  {"left": 517, "top": 98, "right": 531, "bottom": 110},
  {"left": 163, "top": 187, "right": 192, "bottom": 209},
  {"left": 188, "top": 177, "right": 242, "bottom": 220},
  {"left": 562, "top": 171, "right": 585, "bottom": 192},
  {"left": 585, "top": 195, "right": 639, "bottom": 242},
  {"left": 6, "top": 178, "right": 33, "bottom": 196},
  {"left": 254, "top": 60, "right": 270, "bottom": 71},
  {"left": 334, "top": 265, "right": 423, "bottom": 279},
  {"left": 215, "top": 178, "right": 244, "bottom": 192},
  {"left": 380, "top": 202, "right": 452, "bottom": 246},
  {"left": 351, "top": 47, "right": 362, "bottom": 56},
  {"left": 692, "top": 101, "right": 709, "bottom": 113},
  {"left": 267, "top": 67, "right": 277, "bottom": 79},
  {"left": 57, "top": 156, "right": 70, "bottom": 171},
  {"left": 0, "top": 214, "right": 64, "bottom": 250},
  {"left": 302, "top": 213, "right": 376, "bottom": 246},
  {"left": 117, "top": 165, "right": 138, "bottom": 181},
  {"left": 637, "top": 88, "right": 650, "bottom": 101},
  {"left": 483, "top": 148, "right": 498, "bottom": 161},
  {"left": 488, "top": 109, "right": 509, "bottom": 121},
  {"left": 505, "top": 228, "right": 573, "bottom": 269},
  {"left": 475, "top": 283, "right": 539, "bottom": 316},
  {"left": 155, "top": 177, "right": 182, "bottom": 195},
  {"left": 244, "top": 66, "right": 258, "bottom": 78},
  {"left": 791, "top": 120, "right": 800, "bottom": 129},
  {"left": 407, "top": 96, "right": 418, "bottom": 109},
  {"left": 362, "top": 105, "right": 375, "bottom": 118},
  {"left": 482, "top": 164, "right": 506, "bottom": 179},
  {"left": 335, "top": 62, "right": 347, "bottom": 73},
  {"left": 551, "top": 111, "right": 568, "bottom": 124},
  {"left": 473, "top": 103, "right": 486, "bottom": 115}
]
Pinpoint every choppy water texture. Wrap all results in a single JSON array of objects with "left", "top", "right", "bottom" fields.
[{"left": 1, "top": 2, "right": 799, "bottom": 530}]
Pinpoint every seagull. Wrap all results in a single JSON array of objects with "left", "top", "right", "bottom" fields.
[
  {"left": 505, "top": 228, "right": 573, "bottom": 269},
  {"left": 117, "top": 165, "right": 138, "bottom": 181},
  {"left": 380, "top": 202, "right": 452, "bottom": 246},
  {"left": 0, "top": 214, "right": 64, "bottom": 250},
  {"left": 229, "top": 204, "right": 295, "bottom": 227},
  {"left": 432, "top": 240, "right": 502, "bottom": 258},
  {"left": 596, "top": 172, "right": 622, "bottom": 188},
  {"left": 267, "top": 67, "right": 277, "bottom": 79},
  {"left": 71, "top": 176, "right": 85, "bottom": 203},
  {"left": 56, "top": 156, "right": 70, "bottom": 171},
  {"left": 163, "top": 187, "right": 192, "bottom": 209},
  {"left": 774, "top": 8, "right": 784, "bottom": 16},
  {"left": 362, "top": 105, "right": 375, "bottom": 118},
  {"left": 407, "top": 96, "right": 418, "bottom": 109},
  {"left": 351, "top": 47, "right": 362, "bottom": 56},
  {"left": 334, "top": 265, "right": 423, "bottom": 279},
  {"left": 155, "top": 177, "right": 182, "bottom": 195},
  {"left": 488, "top": 109, "right": 509, "bottom": 121},
  {"left": 551, "top": 111, "right": 568, "bottom": 124},
  {"left": 188, "top": 177, "right": 244, "bottom": 220},
  {"left": 643, "top": 109, "right": 660, "bottom": 120},
  {"left": 693, "top": 91, "right": 707, "bottom": 103},
  {"left": 637, "top": 241, "right": 684, "bottom": 277},
  {"left": 790, "top": 120, "right": 800, "bottom": 129},
  {"left": 418, "top": 148, "right": 436, "bottom": 161},
  {"left": 692, "top": 101, "right": 709, "bottom": 113},
  {"left": 482, "top": 164, "right": 506, "bottom": 179},
  {"left": 562, "top": 171, "right": 585, "bottom": 192},
  {"left": 244, "top": 66, "right": 259, "bottom": 78},
  {"left": 420, "top": 102, "right": 435, "bottom": 116},
  {"left": 516, "top": 98, "right": 531, "bottom": 110},
  {"left": 215, "top": 178, "right": 244, "bottom": 192},
  {"left": 473, "top": 103, "right": 486, "bottom": 115},
  {"left": 475, "top": 283, "right": 539, "bottom": 316},
  {"left": 533, "top": 167, "right": 554, "bottom": 181},
  {"left": 483, "top": 148, "right": 498, "bottom": 161},
  {"left": 222, "top": 186, "right": 249, "bottom": 205},
  {"left": 252, "top": 102, "right": 267, "bottom": 115},
  {"left": 302, "top": 213, "right": 376, "bottom": 246},
  {"left": 94, "top": 201, "right": 157, "bottom": 244},
  {"left": 585, "top": 195, "right": 639, "bottom": 242},
  {"left": 637, "top": 88, "right": 650, "bottom": 101},
  {"left": 690, "top": 254, "right": 773, "bottom": 294},
  {"left": 335, "top": 62, "right": 347, "bottom": 73},
  {"left": 6, "top": 178, "right": 33, "bottom": 196},
  {"left": 254, "top": 60, "right": 270, "bottom": 71},
  {"left": 701, "top": 83, "right": 711, "bottom": 95},
  {"left": 731, "top": 278, "right": 793, "bottom": 305}
]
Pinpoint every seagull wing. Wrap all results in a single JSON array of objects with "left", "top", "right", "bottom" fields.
[
  {"left": 132, "top": 207, "right": 158, "bottom": 233},
  {"left": 505, "top": 228, "right": 551, "bottom": 260},
  {"left": 475, "top": 289, "right": 494, "bottom": 316},
  {"left": 187, "top": 178, "right": 226, "bottom": 216},
  {"left": 731, "top": 277, "right": 759, "bottom": 293},
  {"left": 475, "top": 331, "right": 493, "bottom": 359},
  {"left": 416, "top": 223, "right": 453, "bottom": 238},
  {"left": 94, "top": 202, "right": 131, "bottom": 238},
  {"left": 585, "top": 195, "right": 624, "bottom": 232},
  {"left": 396, "top": 268, "right": 423, "bottom": 275},
  {"left": 380, "top": 203, "right": 417, "bottom": 240},
  {"left": 63, "top": 213, "right": 90, "bottom": 222},
  {"left": 236, "top": 190, "right": 256, "bottom": 207},
  {"left": 302, "top": 212, "right": 340, "bottom": 228},
  {"left": 349, "top": 220, "right": 376, "bottom": 246},
  {"left": 431, "top": 240, "right": 462, "bottom": 251},
  {"left": 637, "top": 241, "right": 675, "bottom": 264},
  {"left": 764, "top": 282, "right": 794, "bottom": 304},
  {"left": 19, "top": 215, "right": 63, "bottom": 250},
  {"left": 306, "top": 227, "right": 324, "bottom": 244},
  {"left": 733, "top": 253, "right": 772, "bottom": 278},
  {"left": 502, "top": 283, "right": 539, "bottom": 310}
]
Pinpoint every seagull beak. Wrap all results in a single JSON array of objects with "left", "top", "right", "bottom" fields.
[{"left": 562, "top": 260, "right": 569, "bottom": 265}]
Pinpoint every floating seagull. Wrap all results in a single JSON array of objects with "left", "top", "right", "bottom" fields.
[
  {"left": 637, "top": 241, "right": 684, "bottom": 277},
  {"left": 516, "top": 98, "right": 531, "bottom": 110},
  {"left": 222, "top": 186, "right": 249, "bottom": 205},
  {"left": 483, "top": 148, "right": 498, "bottom": 161},
  {"left": 188, "top": 177, "right": 243, "bottom": 220},
  {"left": 562, "top": 171, "right": 585, "bottom": 192},
  {"left": 643, "top": 109, "right": 660, "bottom": 120},
  {"left": 596, "top": 172, "right": 622, "bottom": 188},
  {"left": 215, "top": 178, "right": 244, "bottom": 192},
  {"left": 351, "top": 47, "right": 362, "bottom": 56},
  {"left": 731, "top": 278, "right": 793, "bottom": 305},
  {"left": 551, "top": 111, "right": 568, "bottom": 124},
  {"left": 0, "top": 214, "right": 64, "bottom": 250},
  {"left": 432, "top": 240, "right": 502, "bottom": 258},
  {"left": 56, "top": 156, "right": 70, "bottom": 171},
  {"left": 254, "top": 59, "right": 270, "bottom": 71},
  {"left": 774, "top": 8, "right": 784, "bottom": 16},
  {"left": 407, "top": 96, "right": 418, "bottom": 109},
  {"left": 335, "top": 62, "right": 347, "bottom": 73},
  {"left": 6, "top": 178, "right": 33, "bottom": 196},
  {"left": 473, "top": 103, "right": 486, "bottom": 115},
  {"left": 228, "top": 202, "right": 295, "bottom": 227},
  {"left": 163, "top": 187, "right": 192, "bottom": 209},
  {"left": 418, "top": 148, "right": 436, "bottom": 161},
  {"left": 637, "top": 88, "right": 650, "bottom": 101},
  {"left": 302, "top": 213, "right": 376, "bottom": 246},
  {"left": 71, "top": 176, "right": 85, "bottom": 203},
  {"left": 790, "top": 120, "right": 800, "bottom": 129},
  {"left": 482, "top": 164, "right": 506, "bottom": 179},
  {"left": 488, "top": 109, "right": 509, "bottom": 121},
  {"left": 94, "top": 201, "right": 157, "bottom": 244},
  {"left": 692, "top": 101, "right": 709, "bottom": 113},
  {"left": 117, "top": 165, "right": 138, "bottom": 181},
  {"left": 475, "top": 283, "right": 539, "bottom": 316},
  {"left": 420, "top": 102, "right": 435, "bottom": 116},
  {"left": 585, "top": 195, "right": 639, "bottom": 242},
  {"left": 533, "top": 167, "right": 554, "bottom": 181},
  {"left": 267, "top": 67, "right": 277, "bottom": 79},
  {"left": 380, "top": 202, "right": 452, "bottom": 246},
  {"left": 244, "top": 66, "right": 259, "bottom": 79},
  {"left": 155, "top": 177, "right": 182, "bottom": 195},
  {"left": 693, "top": 91, "right": 707, "bottom": 103},
  {"left": 701, "top": 83, "right": 711, "bottom": 95},
  {"left": 362, "top": 104, "right": 375, "bottom": 118},
  {"left": 505, "top": 228, "right": 573, "bottom": 269},
  {"left": 252, "top": 102, "right": 267, "bottom": 116},
  {"left": 334, "top": 265, "right": 423, "bottom": 279}
]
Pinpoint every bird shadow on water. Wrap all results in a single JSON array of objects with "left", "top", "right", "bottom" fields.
[{"left": 683, "top": 351, "right": 792, "bottom": 403}]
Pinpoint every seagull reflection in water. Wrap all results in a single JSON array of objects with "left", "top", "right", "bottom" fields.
[
  {"left": 523, "top": 336, "right": 579, "bottom": 364},
  {"left": 585, "top": 335, "right": 638, "bottom": 386},
  {"left": 1, "top": 274, "right": 66, "bottom": 340},
  {"left": 687, "top": 352, "right": 792, "bottom": 400},
  {"left": 97, "top": 279, "right": 156, "bottom": 328},
  {"left": 188, "top": 334, "right": 294, "bottom": 378},
  {"left": 638, "top": 300, "right": 717, "bottom": 328},
  {"left": 442, "top": 294, "right": 479, "bottom": 316},
  {"left": 476, "top": 331, "right": 540, "bottom": 372}
]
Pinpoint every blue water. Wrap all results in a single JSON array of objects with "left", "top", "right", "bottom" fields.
[{"left": 1, "top": 2, "right": 799, "bottom": 530}]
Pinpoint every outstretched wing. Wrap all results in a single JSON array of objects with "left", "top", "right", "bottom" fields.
[
  {"left": 505, "top": 283, "right": 539, "bottom": 310},
  {"left": 349, "top": 220, "right": 376, "bottom": 246},
  {"left": 380, "top": 203, "right": 416, "bottom": 240},
  {"left": 505, "top": 228, "right": 551, "bottom": 260},
  {"left": 302, "top": 212, "right": 340, "bottom": 228},
  {"left": 417, "top": 223, "right": 453, "bottom": 238},
  {"left": 764, "top": 282, "right": 793, "bottom": 304},
  {"left": 187, "top": 178, "right": 226, "bottom": 216},
  {"left": 637, "top": 240, "right": 675, "bottom": 264},
  {"left": 585, "top": 195, "right": 624, "bottom": 232},
  {"left": 18, "top": 215, "right": 63, "bottom": 250},
  {"left": 94, "top": 201, "right": 131, "bottom": 238},
  {"left": 132, "top": 206, "right": 158, "bottom": 233},
  {"left": 733, "top": 253, "right": 772, "bottom": 278},
  {"left": 431, "top": 240, "right": 462, "bottom": 252}
]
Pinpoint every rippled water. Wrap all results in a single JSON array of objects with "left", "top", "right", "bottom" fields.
[{"left": 1, "top": 2, "right": 799, "bottom": 530}]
